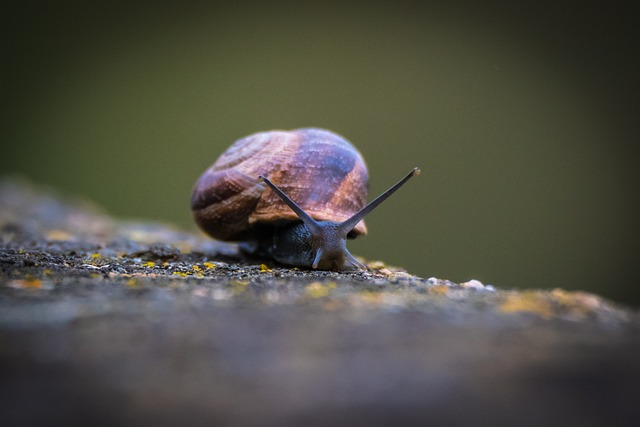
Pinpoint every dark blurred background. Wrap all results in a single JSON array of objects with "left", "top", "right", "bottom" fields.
[{"left": 2, "top": 1, "right": 639, "bottom": 305}]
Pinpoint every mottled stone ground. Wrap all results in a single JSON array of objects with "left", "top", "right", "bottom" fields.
[{"left": 1, "top": 177, "right": 639, "bottom": 427}]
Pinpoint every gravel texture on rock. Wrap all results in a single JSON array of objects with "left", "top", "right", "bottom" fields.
[{"left": 1, "top": 177, "right": 639, "bottom": 427}]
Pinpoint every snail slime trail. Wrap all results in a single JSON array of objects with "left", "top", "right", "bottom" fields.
[{"left": 191, "top": 128, "right": 419, "bottom": 271}]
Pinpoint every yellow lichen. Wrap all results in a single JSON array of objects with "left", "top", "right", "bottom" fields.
[
  {"left": 142, "top": 261, "right": 155, "bottom": 268},
  {"left": 190, "top": 265, "right": 205, "bottom": 278},
  {"left": 173, "top": 271, "right": 189, "bottom": 277},
  {"left": 353, "top": 290, "right": 383, "bottom": 304},
  {"left": 90, "top": 253, "right": 102, "bottom": 259},
  {"left": 427, "top": 285, "right": 449, "bottom": 295},
  {"left": 306, "top": 281, "right": 336, "bottom": 298},
  {"left": 231, "top": 280, "right": 249, "bottom": 294},
  {"left": 367, "top": 260, "right": 387, "bottom": 269},
  {"left": 499, "top": 292, "right": 554, "bottom": 319},
  {"left": 203, "top": 262, "right": 216, "bottom": 270},
  {"left": 259, "top": 264, "right": 272, "bottom": 273}
]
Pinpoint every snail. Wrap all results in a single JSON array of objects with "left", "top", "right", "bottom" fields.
[{"left": 190, "top": 128, "right": 419, "bottom": 271}]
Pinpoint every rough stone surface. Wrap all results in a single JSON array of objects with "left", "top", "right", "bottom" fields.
[{"left": 1, "top": 177, "right": 639, "bottom": 427}]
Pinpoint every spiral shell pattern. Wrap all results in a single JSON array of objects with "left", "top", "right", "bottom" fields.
[{"left": 191, "top": 128, "right": 369, "bottom": 241}]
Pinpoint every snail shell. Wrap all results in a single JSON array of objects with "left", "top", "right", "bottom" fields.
[{"left": 191, "top": 128, "right": 369, "bottom": 242}]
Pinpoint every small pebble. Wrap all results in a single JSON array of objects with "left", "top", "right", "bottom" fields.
[{"left": 460, "top": 279, "right": 495, "bottom": 291}]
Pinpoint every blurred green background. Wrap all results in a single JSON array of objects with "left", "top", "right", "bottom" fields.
[{"left": 3, "top": 1, "right": 639, "bottom": 305}]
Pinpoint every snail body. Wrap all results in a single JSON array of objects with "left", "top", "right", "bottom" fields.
[{"left": 191, "top": 128, "right": 419, "bottom": 271}]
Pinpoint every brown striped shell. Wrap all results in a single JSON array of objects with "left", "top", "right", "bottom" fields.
[{"left": 190, "top": 128, "right": 369, "bottom": 242}]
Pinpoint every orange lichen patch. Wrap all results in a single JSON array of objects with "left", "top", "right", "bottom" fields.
[
  {"left": 305, "top": 281, "right": 336, "bottom": 298},
  {"left": 8, "top": 278, "right": 43, "bottom": 289},
  {"left": 46, "top": 229, "right": 73, "bottom": 241},
  {"left": 550, "top": 288, "right": 604, "bottom": 319},
  {"left": 427, "top": 285, "right": 450, "bottom": 296},
  {"left": 550, "top": 288, "right": 600, "bottom": 307},
  {"left": 259, "top": 264, "right": 272, "bottom": 273},
  {"left": 499, "top": 292, "right": 554, "bottom": 319}
]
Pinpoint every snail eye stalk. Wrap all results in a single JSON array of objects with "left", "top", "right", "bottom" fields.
[{"left": 338, "top": 167, "right": 420, "bottom": 236}]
